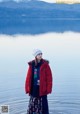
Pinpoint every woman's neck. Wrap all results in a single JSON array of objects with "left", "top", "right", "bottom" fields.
[{"left": 37, "top": 59, "right": 41, "bottom": 63}]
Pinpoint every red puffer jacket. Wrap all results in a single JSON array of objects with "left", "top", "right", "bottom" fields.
[{"left": 25, "top": 59, "right": 53, "bottom": 96}]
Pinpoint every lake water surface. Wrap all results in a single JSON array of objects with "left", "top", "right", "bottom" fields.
[{"left": 0, "top": 32, "right": 80, "bottom": 114}]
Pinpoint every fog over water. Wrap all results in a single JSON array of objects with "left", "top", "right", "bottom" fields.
[{"left": 0, "top": 32, "right": 80, "bottom": 114}]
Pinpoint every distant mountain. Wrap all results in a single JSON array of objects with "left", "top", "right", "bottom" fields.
[
  {"left": 0, "top": 0, "right": 52, "bottom": 9},
  {"left": 0, "top": 0, "right": 80, "bottom": 11},
  {"left": 0, "top": 1, "right": 80, "bottom": 35}
]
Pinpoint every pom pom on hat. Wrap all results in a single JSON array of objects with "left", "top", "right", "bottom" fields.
[{"left": 33, "top": 49, "right": 42, "bottom": 57}]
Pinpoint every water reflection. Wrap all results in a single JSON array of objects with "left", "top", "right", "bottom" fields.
[
  {"left": 0, "top": 19, "right": 80, "bottom": 35},
  {"left": 0, "top": 32, "right": 80, "bottom": 114}
]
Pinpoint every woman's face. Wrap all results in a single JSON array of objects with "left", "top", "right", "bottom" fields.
[{"left": 36, "top": 53, "right": 42, "bottom": 60}]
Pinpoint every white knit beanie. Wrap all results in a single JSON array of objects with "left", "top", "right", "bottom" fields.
[{"left": 33, "top": 49, "right": 42, "bottom": 57}]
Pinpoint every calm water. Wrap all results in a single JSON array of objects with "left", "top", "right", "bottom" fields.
[
  {"left": 0, "top": 19, "right": 80, "bottom": 35},
  {"left": 0, "top": 32, "right": 80, "bottom": 114},
  {"left": 0, "top": 3, "right": 80, "bottom": 35}
]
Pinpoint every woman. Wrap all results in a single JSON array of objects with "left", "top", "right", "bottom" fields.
[{"left": 25, "top": 49, "right": 53, "bottom": 114}]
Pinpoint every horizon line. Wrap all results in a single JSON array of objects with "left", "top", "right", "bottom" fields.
[{"left": 0, "top": 0, "right": 80, "bottom": 4}]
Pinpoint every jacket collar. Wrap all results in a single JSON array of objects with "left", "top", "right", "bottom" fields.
[{"left": 28, "top": 58, "right": 49, "bottom": 66}]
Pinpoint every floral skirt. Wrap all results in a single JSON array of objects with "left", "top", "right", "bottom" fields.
[{"left": 27, "top": 95, "right": 49, "bottom": 114}]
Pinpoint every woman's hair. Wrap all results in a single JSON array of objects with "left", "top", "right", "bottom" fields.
[{"left": 34, "top": 57, "right": 38, "bottom": 66}]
